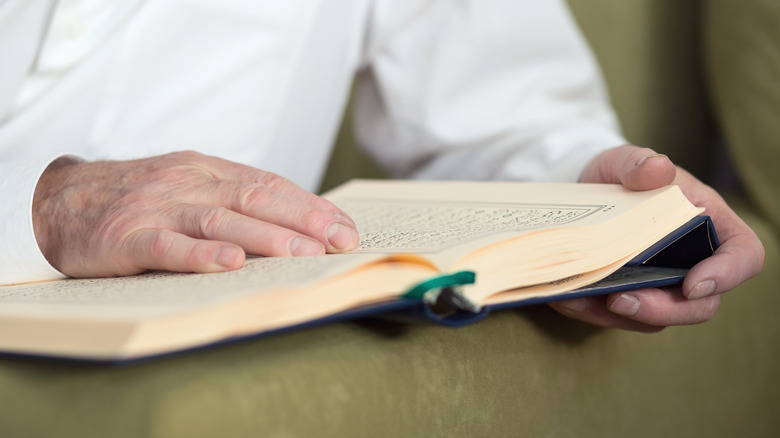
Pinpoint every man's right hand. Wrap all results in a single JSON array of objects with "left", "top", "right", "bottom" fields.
[{"left": 32, "top": 151, "right": 359, "bottom": 278}]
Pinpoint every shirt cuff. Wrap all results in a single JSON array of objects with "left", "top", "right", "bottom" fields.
[{"left": 0, "top": 154, "right": 72, "bottom": 285}]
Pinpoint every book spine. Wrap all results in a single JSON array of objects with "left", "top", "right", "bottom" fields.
[{"left": 628, "top": 216, "right": 719, "bottom": 268}]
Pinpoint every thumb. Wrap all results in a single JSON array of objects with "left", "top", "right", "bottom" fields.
[{"left": 580, "top": 145, "right": 677, "bottom": 191}]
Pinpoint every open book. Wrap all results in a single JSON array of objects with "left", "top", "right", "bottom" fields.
[{"left": 0, "top": 180, "right": 718, "bottom": 361}]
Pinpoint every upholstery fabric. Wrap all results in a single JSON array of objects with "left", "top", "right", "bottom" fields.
[{"left": 704, "top": 0, "right": 780, "bottom": 233}]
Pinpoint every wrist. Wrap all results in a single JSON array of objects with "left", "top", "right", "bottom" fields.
[{"left": 32, "top": 156, "right": 84, "bottom": 270}]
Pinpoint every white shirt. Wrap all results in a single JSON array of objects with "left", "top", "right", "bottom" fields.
[{"left": 0, "top": 0, "right": 625, "bottom": 285}]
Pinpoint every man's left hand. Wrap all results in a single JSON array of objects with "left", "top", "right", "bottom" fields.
[{"left": 548, "top": 145, "right": 765, "bottom": 332}]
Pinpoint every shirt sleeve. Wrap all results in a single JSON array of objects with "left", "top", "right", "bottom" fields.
[
  {"left": 0, "top": 155, "right": 67, "bottom": 285},
  {"left": 353, "top": 0, "right": 626, "bottom": 183}
]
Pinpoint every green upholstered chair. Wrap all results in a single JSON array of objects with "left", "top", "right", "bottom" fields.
[{"left": 2, "top": 1, "right": 778, "bottom": 436}]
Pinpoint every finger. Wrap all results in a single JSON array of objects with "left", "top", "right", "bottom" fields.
[
  {"left": 683, "top": 231, "right": 765, "bottom": 299},
  {"left": 671, "top": 171, "right": 766, "bottom": 298},
  {"left": 190, "top": 152, "right": 356, "bottom": 226},
  {"left": 605, "top": 288, "right": 721, "bottom": 326},
  {"left": 580, "top": 145, "right": 676, "bottom": 190},
  {"left": 201, "top": 181, "right": 358, "bottom": 252},
  {"left": 170, "top": 204, "right": 327, "bottom": 257},
  {"left": 548, "top": 295, "right": 664, "bottom": 332},
  {"left": 121, "top": 228, "right": 246, "bottom": 274}
]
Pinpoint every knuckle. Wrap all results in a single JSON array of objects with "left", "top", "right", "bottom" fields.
[
  {"left": 255, "top": 170, "right": 286, "bottom": 189},
  {"left": 168, "top": 150, "right": 205, "bottom": 162},
  {"left": 199, "top": 206, "right": 232, "bottom": 237},
  {"left": 185, "top": 241, "right": 214, "bottom": 268},
  {"left": 140, "top": 151, "right": 212, "bottom": 186},
  {"left": 701, "top": 296, "right": 721, "bottom": 322},
  {"left": 634, "top": 147, "right": 658, "bottom": 157},
  {"left": 149, "top": 229, "right": 176, "bottom": 260},
  {"left": 153, "top": 165, "right": 200, "bottom": 186},
  {"left": 690, "top": 295, "right": 721, "bottom": 324},
  {"left": 293, "top": 208, "right": 332, "bottom": 234},
  {"left": 101, "top": 214, "right": 138, "bottom": 245},
  {"left": 237, "top": 184, "right": 273, "bottom": 211},
  {"left": 270, "top": 233, "right": 297, "bottom": 256}
]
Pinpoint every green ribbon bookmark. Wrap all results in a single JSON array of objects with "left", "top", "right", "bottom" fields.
[{"left": 402, "top": 270, "right": 476, "bottom": 300}]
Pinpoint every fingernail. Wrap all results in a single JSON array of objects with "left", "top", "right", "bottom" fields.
[
  {"left": 560, "top": 298, "right": 588, "bottom": 313},
  {"left": 334, "top": 212, "right": 356, "bottom": 227},
  {"left": 327, "top": 223, "right": 358, "bottom": 250},
  {"left": 687, "top": 279, "right": 717, "bottom": 299},
  {"left": 609, "top": 294, "right": 641, "bottom": 317},
  {"left": 289, "top": 237, "right": 324, "bottom": 256},
  {"left": 636, "top": 153, "right": 668, "bottom": 167},
  {"left": 215, "top": 246, "right": 242, "bottom": 268}
]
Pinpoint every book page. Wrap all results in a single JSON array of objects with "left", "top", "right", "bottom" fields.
[
  {"left": 325, "top": 180, "right": 676, "bottom": 269},
  {"left": 0, "top": 254, "right": 383, "bottom": 319},
  {"left": 341, "top": 198, "right": 604, "bottom": 253}
]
